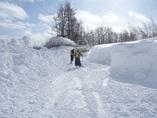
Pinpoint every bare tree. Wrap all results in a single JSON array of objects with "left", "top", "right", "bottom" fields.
[
  {"left": 128, "top": 26, "right": 139, "bottom": 41},
  {"left": 53, "top": 3, "right": 66, "bottom": 37},
  {"left": 94, "top": 27, "right": 118, "bottom": 44},
  {"left": 119, "top": 30, "right": 130, "bottom": 42},
  {"left": 73, "top": 18, "right": 157, "bottom": 47},
  {"left": 105, "top": 27, "right": 117, "bottom": 43},
  {"left": 138, "top": 17, "right": 157, "bottom": 39},
  {"left": 53, "top": 1, "right": 83, "bottom": 43}
]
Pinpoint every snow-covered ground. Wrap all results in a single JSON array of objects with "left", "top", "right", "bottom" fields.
[{"left": 0, "top": 38, "right": 157, "bottom": 118}]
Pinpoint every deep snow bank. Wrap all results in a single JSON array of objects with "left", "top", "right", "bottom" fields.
[
  {"left": 111, "top": 39, "right": 157, "bottom": 88},
  {"left": 87, "top": 38, "right": 157, "bottom": 88},
  {"left": 1, "top": 38, "right": 157, "bottom": 118},
  {"left": 0, "top": 43, "right": 72, "bottom": 117},
  {"left": 86, "top": 44, "right": 113, "bottom": 65}
]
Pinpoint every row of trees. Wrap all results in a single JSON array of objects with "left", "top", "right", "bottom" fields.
[
  {"left": 82, "top": 18, "right": 157, "bottom": 46},
  {"left": 5, "top": 1, "right": 157, "bottom": 48},
  {"left": 53, "top": 1, "right": 157, "bottom": 46}
]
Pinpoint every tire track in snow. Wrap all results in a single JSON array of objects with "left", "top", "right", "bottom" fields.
[
  {"left": 47, "top": 73, "right": 90, "bottom": 118},
  {"left": 75, "top": 68, "right": 99, "bottom": 118},
  {"left": 89, "top": 67, "right": 111, "bottom": 118},
  {"left": 76, "top": 64, "right": 111, "bottom": 118},
  {"left": 40, "top": 60, "right": 110, "bottom": 118}
]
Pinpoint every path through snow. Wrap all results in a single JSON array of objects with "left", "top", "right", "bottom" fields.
[{"left": 0, "top": 46, "right": 157, "bottom": 118}]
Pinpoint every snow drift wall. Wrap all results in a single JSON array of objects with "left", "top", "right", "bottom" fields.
[
  {"left": 87, "top": 38, "right": 157, "bottom": 88},
  {"left": 86, "top": 44, "right": 113, "bottom": 65},
  {"left": 111, "top": 39, "right": 157, "bottom": 88}
]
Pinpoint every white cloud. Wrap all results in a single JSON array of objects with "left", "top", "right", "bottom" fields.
[
  {"left": 0, "top": 19, "right": 34, "bottom": 30},
  {"left": 76, "top": 10, "right": 120, "bottom": 31},
  {"left": 4, "top": 0, "right": 44, "bottom": 3},
  {"left": 0, "top": 34, "right": 11, "bottom": 40},
  {"left": 22, "top": 0, "right": 36, "bottom": 3},
  {"left": 24, "top": 29, "right": 54, "bottom": 46},
  {"left": 82, "top": 23, "right": 98, "bottom": 30},
  {"left": 22, "top": 22, "right": 56, "bottom": 46},
  {"left": 0, "top": 14, "right": 54, "bottom": 46},
  {"left": 0, "top": 2, "right": 28, "bottom": 20},
  {"left": 76, "top": 10, "right": 102, "bottom": 24},
  {"left": 38, "top": 13, "right": 54, "bottom": 24},
  {"left": 0, "top": 0, "right": 44, "bottom": 3},
  {"left": 109, "top": 25, "right": 124, "bottom": 33},
  {"left": 76, "top": 10, "right": 119, "bottom": 25},
  {"left": 128, "top": 11, "right": 150, "bottom": 23},
  {"left": 102, "top": 12, "right": 118, "bottom": 23}
]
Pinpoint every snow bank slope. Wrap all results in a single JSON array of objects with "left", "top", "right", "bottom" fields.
[
  {"left": 87, "top": 38, "right": 157, "bottom": 88},
  {"left": 0, "top": 43, "right": 71, "bottom": 117},
  {"left": 86, "top": 43, "right": 113, "bottom": 65},
  {"left": 111, "top": 39, "right": 157, "bottom": 88},
  {"left": 1, "top": 38, "right": 157, "bottom": 118}
]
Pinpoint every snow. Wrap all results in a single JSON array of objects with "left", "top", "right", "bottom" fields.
[
  {"left": 0, "top": 37, "right": 157, "bottom": 118},
  {"left": 111, "top": 39, "right": 157, "bottom": 89}
]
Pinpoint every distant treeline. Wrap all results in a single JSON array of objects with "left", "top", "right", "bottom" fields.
[
  {"left": 52, "top": 1, "right": 157, "bottom": 46},
  {"left": 3, "top": 1, "right": 157, "bottom": 49}
]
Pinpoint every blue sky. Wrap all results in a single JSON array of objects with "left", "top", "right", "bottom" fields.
[{"left": 0, "top": 0, "right": 157, "bottom": 45}]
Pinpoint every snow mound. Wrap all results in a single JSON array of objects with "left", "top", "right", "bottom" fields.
[
  {"left": 1, "top": 38, "right": 157, "bottom": 118},
  {"left": 86, "top": 43, "right": 114, "bottom": 65},
  {"left": 87, "top": 38, "right": 157, "bottom": 88},
  {"left": 46, "top": 37, "right": 76, "bottom": 48},
  {"left": 111, "top": 39, "right": 157, "bottom": 88}
]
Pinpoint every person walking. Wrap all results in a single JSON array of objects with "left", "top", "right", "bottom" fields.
[
  {"left": 75, "top": 50, "right": 83, "bottom": 67},
  {"left": 70, "top": 49, "right": 75, "bottom": 64}
]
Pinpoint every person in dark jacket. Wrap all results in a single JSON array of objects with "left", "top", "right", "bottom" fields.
[
  {"left": 75, "top": 50, "right": 83, "bottom": 67},
  {"left": 70, "top": 49, "right": 75, "bottom": 64}
]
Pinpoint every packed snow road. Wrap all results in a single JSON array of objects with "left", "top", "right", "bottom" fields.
[
  {"left": 34, "top": 47, "right": 112, "bottom": 118},
  {"left": 49, "top": 62, "right": 111, "bottom": 118},
  {"left": 0, "top": 45, "right": 157, "bottom": 118}
]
